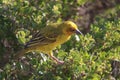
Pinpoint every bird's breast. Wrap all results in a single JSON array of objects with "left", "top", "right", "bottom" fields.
[
  {"left": 30, "top": 35, "right": 71, "bottom": 54},
  {"left": 55, "top": 35, "right": 71, "bottom": 46}
]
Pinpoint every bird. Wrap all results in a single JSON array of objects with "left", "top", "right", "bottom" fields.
[{"left": 15, "top": 21, "right": 83, "bottom": 64}]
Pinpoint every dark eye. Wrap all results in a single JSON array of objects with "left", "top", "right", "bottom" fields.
[{"left": 69, "top": 28, "right": 75, "bottom": 32}]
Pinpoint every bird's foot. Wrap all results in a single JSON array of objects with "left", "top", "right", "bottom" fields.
[
  {"left": 50, "top": 55, "right": 64, "bottom": 64},
  {"left": 56, "top": 60, "right": 64, "bottom": 64}
]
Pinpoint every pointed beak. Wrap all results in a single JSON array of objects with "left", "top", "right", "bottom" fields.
[{"left": 75, "top": 29, "right": 83, "bottom": 35}]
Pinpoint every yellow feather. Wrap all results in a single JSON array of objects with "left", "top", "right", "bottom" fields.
[{"left": 15, "top": 21, "right": 82, "bottom": 64}]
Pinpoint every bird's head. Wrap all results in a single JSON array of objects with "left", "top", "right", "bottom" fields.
[{"left": 62, "top": 21, "right": 82, "bottom": 35}]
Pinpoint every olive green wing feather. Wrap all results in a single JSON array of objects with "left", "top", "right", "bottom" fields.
[{"left": 25, "top": 30, "right": 59, "bottom": 48}]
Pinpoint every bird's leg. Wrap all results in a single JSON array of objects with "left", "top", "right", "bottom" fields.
[{"left": 49, "top": 52, "right": 64, "bottom": 64}]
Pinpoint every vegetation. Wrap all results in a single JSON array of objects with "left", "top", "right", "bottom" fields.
[{"left": 0, "top": 0, "right": 120, "bottom": 80}]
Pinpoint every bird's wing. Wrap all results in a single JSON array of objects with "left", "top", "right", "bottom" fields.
[{"left": 25, "top": 31, "right": 58, "bottom": 48}]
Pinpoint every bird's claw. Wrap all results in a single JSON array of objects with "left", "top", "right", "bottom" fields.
[
  {"left": 50, "top": 55, "right": 64, "bottom": 64},
  {"left": 56, "top": 60, "right": 64, "bottom": 64}
]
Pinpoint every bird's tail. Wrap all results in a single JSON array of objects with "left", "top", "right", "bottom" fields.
[{"left": 14, "top": 49, "right": 29, "bottom": 60}]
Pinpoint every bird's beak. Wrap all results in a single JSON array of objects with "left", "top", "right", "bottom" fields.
[{"left": 75, "top": 29, "right": 83, "bottom": 35}]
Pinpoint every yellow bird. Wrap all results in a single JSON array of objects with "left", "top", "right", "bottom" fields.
[{"left": 15, "top": 21, "right": 82, "bottom": 64}]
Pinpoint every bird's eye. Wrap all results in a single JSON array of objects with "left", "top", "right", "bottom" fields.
[{"left": 69, "top": 28, "right": 75, "bottom": 32}]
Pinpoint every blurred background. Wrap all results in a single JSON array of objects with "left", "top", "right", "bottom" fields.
[{"left": 0, "top": 0, "right": 120, "bottom": 80}]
